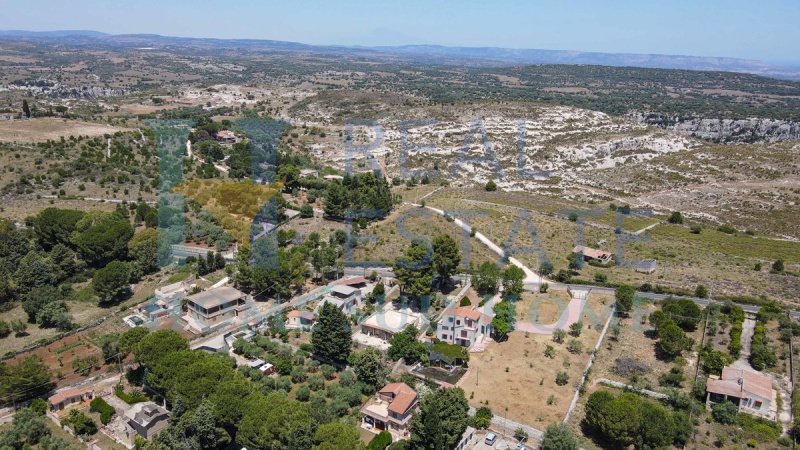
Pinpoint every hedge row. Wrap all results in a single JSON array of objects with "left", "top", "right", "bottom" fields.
[{"left": 728, "top": 305, "right": 745, "bottom": 359}]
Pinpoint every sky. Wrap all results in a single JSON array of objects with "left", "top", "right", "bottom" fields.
[{"left": 1, "top": 0, "right": 799, "bottom": 63}]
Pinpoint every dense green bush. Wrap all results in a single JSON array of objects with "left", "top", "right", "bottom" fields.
[
  {"left": 89, "top": 397, "right": 115, "bottom": 424},
  {"left": 368, "top": 431, "right": 393, "bottom": 450}
]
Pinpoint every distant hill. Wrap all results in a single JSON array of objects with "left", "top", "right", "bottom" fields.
[
  {"left": 1, "top": 29, "right": 798, "bottom": 80},
  {"left": 0, "top": 30, "right": 108, "bottom": 38}
]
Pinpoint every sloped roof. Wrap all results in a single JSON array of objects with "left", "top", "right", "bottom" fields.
[
  {"left": 707, "top": 366, "right": 774, "bottom": 400},
  {"left": 442, "top": 306, "right": 492, "bottom": 324},
  {"left": 573, "top": 245, "right": 612, "bottom": 260},
  {"left": 287, "top": 310, "right": 315, "bottom": 321},
  {"left": 48, "top": 388, "right": 85, "bottom": 405},
  {"left": 379, "top": 383, "right": 418, "bottom": 415}
]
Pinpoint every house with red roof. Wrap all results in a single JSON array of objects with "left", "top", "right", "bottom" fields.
[
  {"left": 706, "top": 366, "right": 776, "bottom": 418},
  {"left": 361, "top": 382, "right": 419, "bottom": 439},
  {"left": 436, "top": 305, "right": 493, "bottom": 348}
]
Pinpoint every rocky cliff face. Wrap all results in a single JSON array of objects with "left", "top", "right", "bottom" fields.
[{"left": 629, "top": 112, "right": 800, "bottom": 143}]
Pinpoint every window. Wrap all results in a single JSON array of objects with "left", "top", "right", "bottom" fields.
[
  {"left": 754, "top": 400, "right": 763, "bottom": 409},
  {"left": 442, "top": 334, "right": 448, "bottom": 340}
]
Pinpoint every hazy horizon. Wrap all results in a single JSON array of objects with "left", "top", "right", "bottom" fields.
[{"left": 1, "top": 0, "right": 799, "bottom": 64}]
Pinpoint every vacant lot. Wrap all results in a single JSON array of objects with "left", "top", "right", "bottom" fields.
[
  {"left": 590, "top": 298, "right": 703, "bottom": 393},
  {"left": 425, "top": 189, "right": 800, "bottom": 303},
  {"left": 351, "top": 203, "right": 499, "bottom": 268},
  {"left": 458, "top": 292, "right": 612, "bottom": 428},
  {"left": 0, "top": 118, "right": 125, "bottom": 142}
]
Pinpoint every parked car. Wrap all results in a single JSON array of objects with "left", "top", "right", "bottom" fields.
[{"left": 484, "top": 432, "right": 497, "bottom": 446}]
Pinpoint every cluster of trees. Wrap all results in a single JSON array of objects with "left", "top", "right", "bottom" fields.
[
  {"left": 0, "top": 402, "right": 79, "bottom": 450},
  {"left": 584, "top": 390, "right": 691, "bottom": 449},
  {"left": 323, "top": 172, "right": 393, "bottom": 222},
  {"left": 0, "top": 205, "right": 162, "bottom": 334},
  {"left": 649, "top": 304, "right": 695, "bottom": 359},
  {"left": 388, "top": 325, "right": 428, "bottom": 364},
  {"left": 236, "top": 230, "right": 347, "bottom": 300}
]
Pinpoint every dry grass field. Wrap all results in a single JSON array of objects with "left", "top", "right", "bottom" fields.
[
  {"left": 425, "top": 189, "right": 800, "bottom": 304},
  {"left": 0, "top": 118, "right": 125, "bottom": 142},
  {"left": 458, "top": 291, "right": 612, "bottom": 428}
]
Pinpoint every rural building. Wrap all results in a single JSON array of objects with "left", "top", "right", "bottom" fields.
[
  {"left": 182, "top": 286, "right": 251, "bottom": 334},
  {"left": 286, "top": 310, "right": 315, "bottom": 330},
  {"left": 215, "top": 130, "right": 237, "bottom": 144},
  {"left": 259, "top": 362, "right": 275, "bottom": 375},
  {"left": 572, "top": 245, "right": 613, "bottom": 266},
  {"left": 437, "top": 306, "right": 493, "bottom": 348},
  {"left": 48, "top": 388, "right": 94, "bottom": 411},
  {"left": 360, "top": 310, "right": 424, "bottom": 342},
  {"left": 155, "top": 281, "right": 193, "bottom": 304},
  {"left": 706, "top": 366, "right": 775, "bottom": 418},
  {"left": 125, "top": 402, "right": 169, "bottom": 439},
  {"left": 319, "top": 285, "right": 362, "bottom": 315},
  {"left": 361, "top": 383, "right": 419, "bottom": 439},
  {"left": 636, "top": 259, "right": 658, "bottom": 274},
  {"left": 299, "top": 168, "right": 319, "bottom": 178},
  {"left": 323, "top": 174, "right": 344, "bottom": 182}
]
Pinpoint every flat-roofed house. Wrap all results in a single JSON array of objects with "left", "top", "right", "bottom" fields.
[
  {"left": 572, "top": 245, "right": 614, "bottom": 266},
  {"left": 361, "top": 310, "right": 424, "bottom": 342},
  {"left": 48, "top": 388, "right": 94, "bottom": 412},
  {"left": 320, "top": 285, "right": 362, "bottom": 315},
  {"left": 706, "top": 366, "right": 776, "bottom": 418},
  {"left": 361, "top": 383, "right": 418, "bottom": 439},
  {"left": 182, "top": 286, "right": 250, "bottom": 334},
  {"left": 125, "top": 402, "right": 169, "bottom": 439},
  {"left": 437, "top": 306, "right": 493, "bottom": 348},
  {"left": 286, "top": 310, "right": 315, "bottom": 330}
]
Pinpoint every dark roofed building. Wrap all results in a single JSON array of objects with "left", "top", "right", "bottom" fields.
[{"left": 125, "top": 402, "right": 169, "bottom": 439}]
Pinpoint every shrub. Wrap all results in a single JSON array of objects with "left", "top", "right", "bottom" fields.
[
  {"left": 367, "top": 431, "right": 393, "bottom": 450},
  {"left": 668, "top": 211, "right": 684, "bottom": 224},
  {"left": 711, "top": 401, "right": 739, "bottom": 424},
  {"left": 61, "top": 409, "right": 97, "bottom": 436},
  {"left": 717, "top": 224, "right": 736, "bottom": 234},
  {"left": 459, "top": 297, "right": 471, "bottom": 307},
  {"left": 114, "top": 385, "right": 148, "bottom": 404},
  {"left": 469, "top": 406, "right": 493, "bottom": 429},
  {"left": 484, "top": 180, "right": 497, "bottom": 191},
  {"left": 89, "top": 397, "right": 115, "bottom": 424},
  {"left": 555, "top": 371, "right": 569, "bottom": 386},
  {"left": 690, "top": 224, "right": 703, "bottom": 234},
  {"left": 552, "top": 329, "right": 566, "bottom": 344},
  {"left": 612, "top": 357, "right": 649, "bottom": 377},
  {"left": 567, "top": 339, "right": 583, "bottom": 354}
]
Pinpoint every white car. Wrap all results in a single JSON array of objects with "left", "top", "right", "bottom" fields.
[{"left": 484, "top": 433, "right": 497, "bottom": 446}]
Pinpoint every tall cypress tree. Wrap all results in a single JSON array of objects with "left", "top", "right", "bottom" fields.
[
  {"left": 311, "top": 302, "right": 352, "bottom": 365},
  {"left": 22, "top": 100, "right": 30, "bottom": 118}
]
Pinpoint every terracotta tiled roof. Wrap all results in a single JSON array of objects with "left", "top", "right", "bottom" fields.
[
  {"left": 287, "top": 310, "right": 315, "bottom": 320},
  {"left": 707, "top": 366, "right": 773, "bottom": 400},
  {"left": 48, "top": 388, "right": 84, "bottom": 405},
  {"left": 379, "top": 383, "right": 418, "bottom": 415},
  {"left": 442, "top": 306, "right": 492, "bottom": 324}
]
